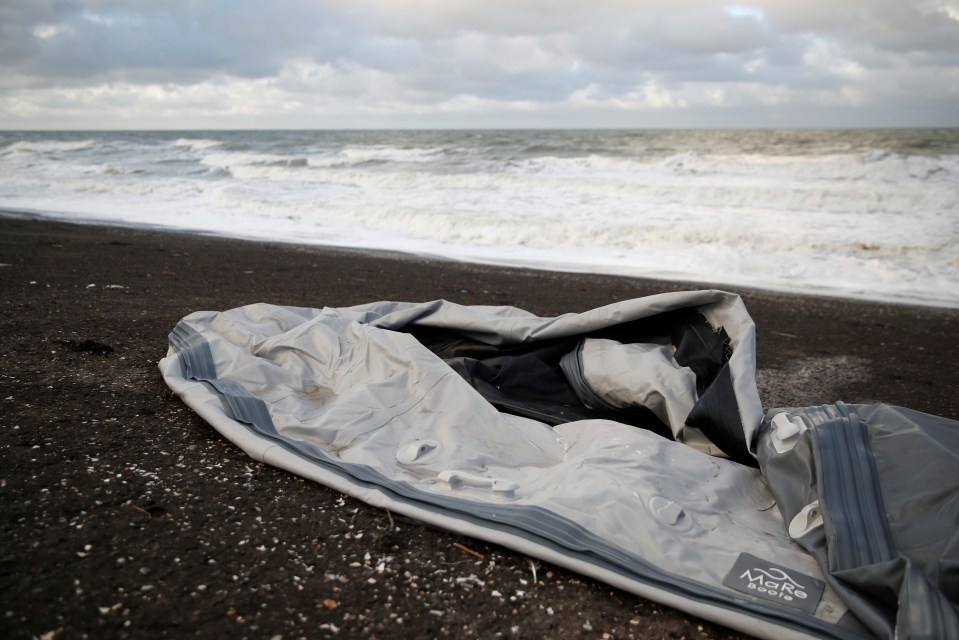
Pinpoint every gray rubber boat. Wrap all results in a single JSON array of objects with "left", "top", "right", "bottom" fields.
[{"left": 160, "top": 291, "right": 959, "bottom": 639}]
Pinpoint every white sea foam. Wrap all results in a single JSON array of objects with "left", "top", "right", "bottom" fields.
[
  {"left": 174, "top": 138, "right": 222, "bottom": 150},
  {"left": 1, "top": 130, "right": 957, "bottom": 307},
  {"left": 200, "top": 152, "right": 310, "bottom": 170},
  {"left": 2, "top": 139, "right": 97, "bottom": 154},
  {"left": 337, "top": 145, "right": 445, "bottom": 163}
]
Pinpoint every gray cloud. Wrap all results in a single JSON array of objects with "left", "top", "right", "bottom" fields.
[
  {"left": 1, "top": 0, "right": 957, "bottom": 128},
  {"left": 2, "top": 0, "right": 347, "bottom": 83}
]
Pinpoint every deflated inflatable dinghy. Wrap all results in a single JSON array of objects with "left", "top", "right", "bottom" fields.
[{"left": 160, "top": 291, "right": 959, "bottom": 639}]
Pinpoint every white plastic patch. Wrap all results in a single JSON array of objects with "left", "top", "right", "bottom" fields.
[
  {"left": 437, "top": 470, "right": 519, "bottom": 499},
  {"left": 396, "top": 439, "right": 441, "bottom": 464},
  {"left": 788, "top": 501, "right": 824, "bottom": 539},
  {"left": 649, "top": 496, "right": 694, "bottom": 532},
  {"left": 770, "top": 412, "right": 807, "bottom": 454}
]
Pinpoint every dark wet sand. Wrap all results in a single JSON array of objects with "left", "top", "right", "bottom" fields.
[{"left": 2, "top": 215, "right": 957, "bottom": 639}]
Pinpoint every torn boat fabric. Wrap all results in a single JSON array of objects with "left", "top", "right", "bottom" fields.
[{"left": 159, "top": 291, "right": 959, "bottom": 639}]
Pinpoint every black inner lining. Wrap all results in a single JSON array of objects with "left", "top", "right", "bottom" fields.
[{"left": 406, "top": 308, "right": 734, "bottom": 446}]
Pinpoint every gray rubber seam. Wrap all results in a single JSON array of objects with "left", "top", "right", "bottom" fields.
[
  {"left": 559, "top": 341, "right": 619, "bottom": 412},
  {"left": 811, "top": 402, "right": 897, "bottom": 571}
]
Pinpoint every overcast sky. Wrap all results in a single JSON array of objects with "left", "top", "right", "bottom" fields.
[{"left": 2, "top": 0, "right": 958, "bottom": 129}]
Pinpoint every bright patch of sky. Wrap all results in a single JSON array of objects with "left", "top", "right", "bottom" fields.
[{"left": 723, "top": 5, "right": 765, "bottom": 20}]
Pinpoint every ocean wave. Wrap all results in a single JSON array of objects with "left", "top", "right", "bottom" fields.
[
  {"left": 200, "top": 152, "right": 310, "bottom": 170},
  {"left": 511, "top": 151, "right": 959, "bottom": 184},
  {"left": 174, "top": 138, "right": 222, "bottom": 150},
  {"left": 299, "top": 146, "right": 447, "bottom": 168},
  {"left": 266, "top": 162, "right": 955, "bottom": 216},
  {"left": 340, "top": 199, "right": 950, "bottom": 258},
  {"left": 2, "top": 139, "right": 97, "bottom": 155},
  {"left": 338, "top": 145, "right": 444, "bottom": 163},
  {"left": 2, "top": 129, "right": 957, "bottom": 307},
  {"left": 198, "top": 146, "right": 443, "bottom": 173},
  {"left": 307, "top": 203, "right": 957, "bottom": 304},
  {"left": 97, "top": 164, "right": 147, "bottom": 175}
]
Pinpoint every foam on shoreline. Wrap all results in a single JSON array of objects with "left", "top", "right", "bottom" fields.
[{"left": 2, "top": 129, "right": 957, "bottom": 308}]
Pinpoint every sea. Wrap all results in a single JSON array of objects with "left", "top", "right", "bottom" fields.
[{"left": 1, "top": 129, "right": 957, "bottom": 307}]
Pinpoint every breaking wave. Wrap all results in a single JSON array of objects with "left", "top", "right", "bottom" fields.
[
  {"left": 2, "top": 139, "right": 97, "bottom": 154},
  {"left": 174, "top": 138, "right": 222, "bottom": 150},
  {"left": 0, "top": 128, "right": 957, "bottom": 307}
]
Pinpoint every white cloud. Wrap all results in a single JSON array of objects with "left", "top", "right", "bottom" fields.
[
  {"left": 803, "top": 39, "right": 870, "bottom": 80},
  {"left": 942, "top": 1, "right": 959, "bottom": 22},
  {"left": 81, "top": 10, "right": 115, "bottom": 26},
  {"left": 31, "top": 23, "right": 69, "bottom": 39},
  {"left": 723, "top": 5, "right": 766, "bottom": 20},
  {"left": 0, "top": 0, "right": 957, "bottom": 128},
  {"left": 567, "top": 82, "right": 690, "bottom": 110}
]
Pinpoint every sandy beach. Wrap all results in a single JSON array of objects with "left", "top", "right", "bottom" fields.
[{"left": 2, "top": 214, "right": 957, "bottom": 639}]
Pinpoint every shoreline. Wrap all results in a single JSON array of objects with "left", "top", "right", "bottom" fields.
[
  {"left": 1, "top": 216, "right": 957, "bottom": 638},
  {"left": 3, "top": 208, "right": 955, "bottom": 311}
]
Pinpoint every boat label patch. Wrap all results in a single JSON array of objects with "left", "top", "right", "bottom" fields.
[{"left": 723, "top": 553, "right": 824, "bottom": 614}]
